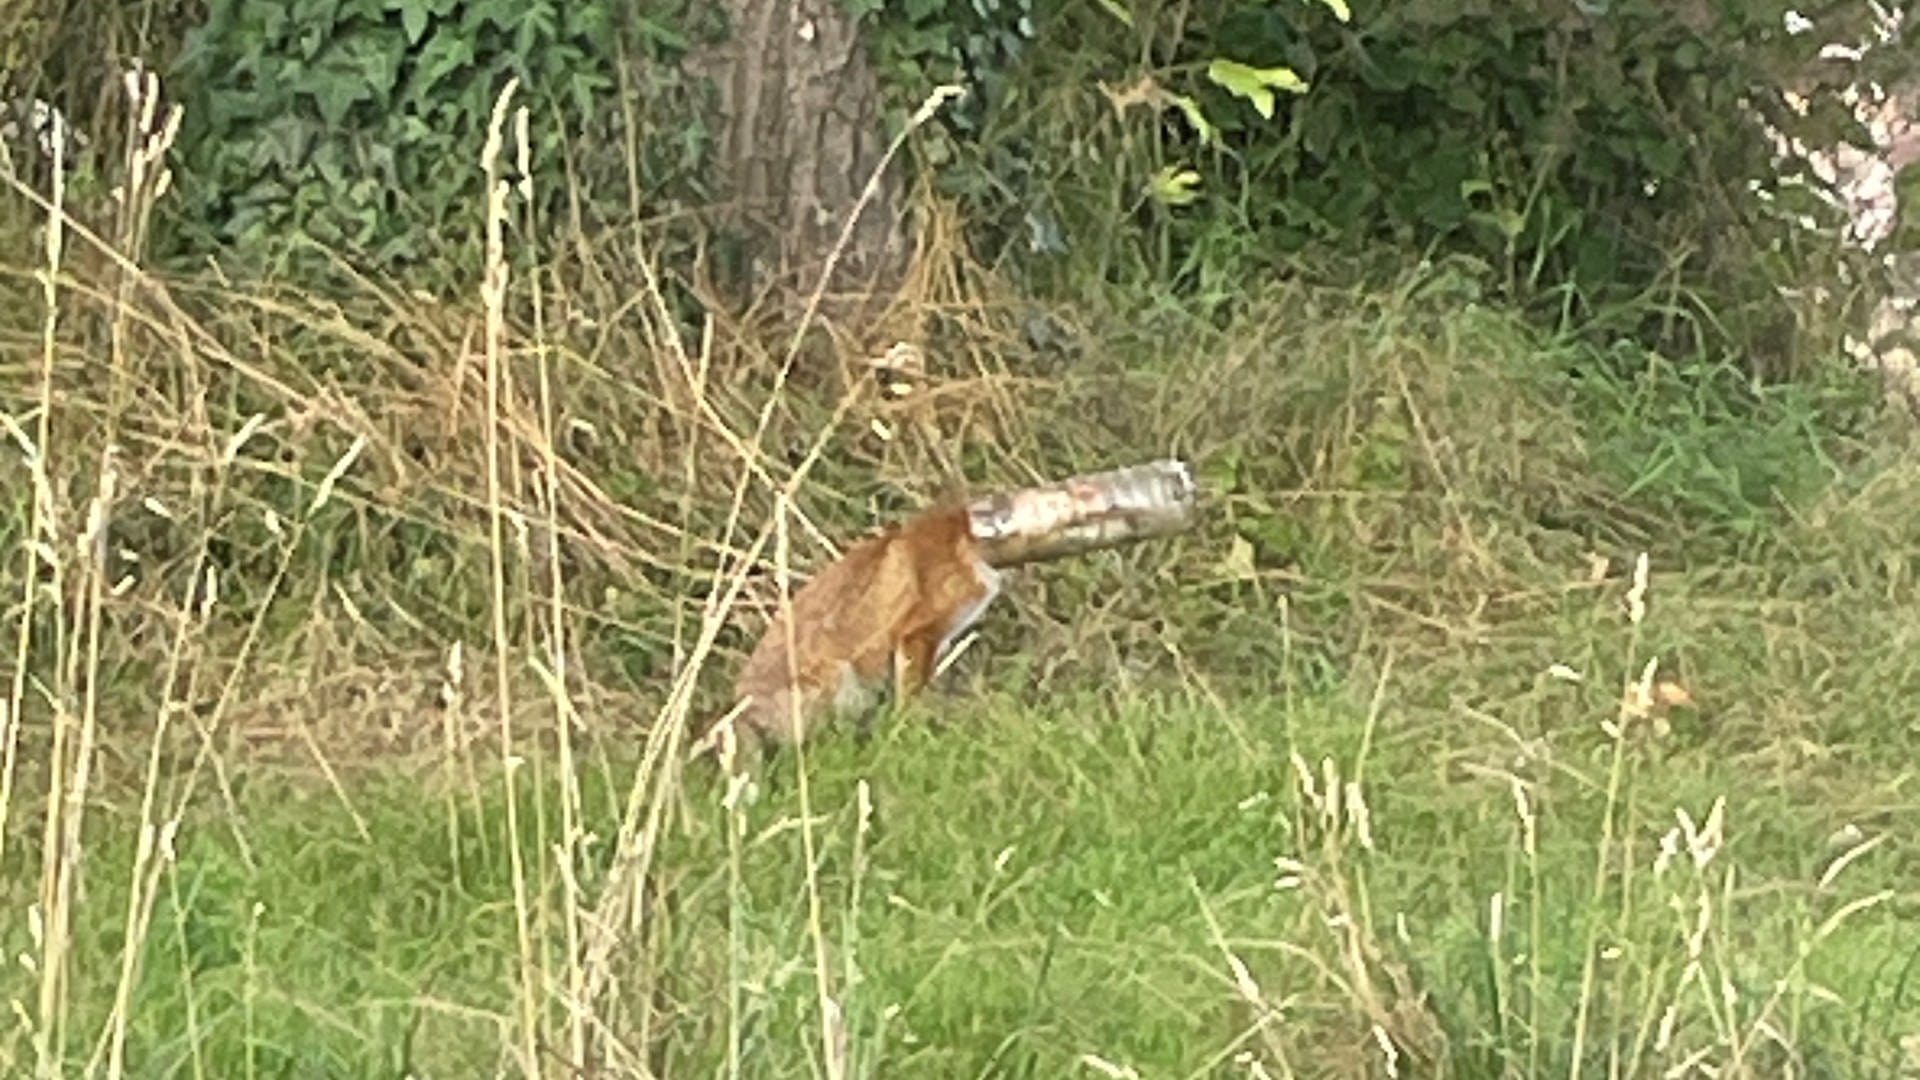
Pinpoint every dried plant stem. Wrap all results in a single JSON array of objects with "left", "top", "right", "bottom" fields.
[
  {"left": 771, "top": 502, "right": 846, "bottom": 1080},
  {"left": 480, "top": 76, "right": 543, "bottom": 1079},
  {"left": 97, "top": 81, "right": 194, "bottom": 1078},
  {"left": 766, "top": 91, "right": 965, "bottom": 1077},
  {"left": 1570, "top": 554, "right": 1651, "bottom": 1080},
  {"left": 19, "top": 104, "right": 75, "bottom": 1080},
  {"left": 1568, "top": 685, "right": 1632, "bottom": 1077},
  {"left": 720, "top": 82, "right": 967, "bottom": 567},
  {"left": 97, "top": 509, "right": 208, "bottom": 1079},
  {"left": 516, "top": 102, "right": 590, "bottom": 1071}
]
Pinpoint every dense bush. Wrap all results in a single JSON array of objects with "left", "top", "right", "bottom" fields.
[
  {"left": 163, "top": 0, "right": 719, "bottom": 275},
  {"left": 76, "top": 0, "right": 1916, "bottom": 361},
  {"left": 889, "top": 0, "right": 1913, "bottom": 363}
]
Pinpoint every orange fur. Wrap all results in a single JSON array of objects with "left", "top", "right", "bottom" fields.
[{"left": 715, "top": 503, "right": 1001, "bottom": 758}]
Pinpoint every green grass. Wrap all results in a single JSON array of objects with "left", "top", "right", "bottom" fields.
[
  {"left": 7, "top": 255, "right": 1920, "bottom": 1074},
  {"left": 6, "top": 81, "right": 1920, "bottom": 1079},
  {"left": 6, "top": 253, "right": 1919, "bottom": 1073},
  {"left": 9, "top": 628, "right": 1915, "bottom": 1077}
]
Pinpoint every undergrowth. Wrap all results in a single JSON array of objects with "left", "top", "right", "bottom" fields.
[{"left": 1, "top": 69, "right": 1918, "bottom": 1080}]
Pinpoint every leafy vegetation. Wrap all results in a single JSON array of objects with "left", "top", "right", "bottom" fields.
[
  {"left": 887, "top": 0, "right": 1913, "bottom": 369},
  {"left": 163, "top": 0, "right": 719, "bottom": 273}
]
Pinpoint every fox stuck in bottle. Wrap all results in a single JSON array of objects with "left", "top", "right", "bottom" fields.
[
  {"left": 700, "top": 460, "right": 1198, "bottom": 765},
  {"left": 965, "top": 459, "right": 1196, "bottom": 568}
]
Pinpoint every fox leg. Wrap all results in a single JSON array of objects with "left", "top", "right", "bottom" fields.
[{"left": 892, "top": 628, "right": 941, "bottom": 702}]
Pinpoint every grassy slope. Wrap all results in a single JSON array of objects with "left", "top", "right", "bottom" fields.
[
  {"left": 21, "top": 673, "right": 1917, "bottom": 1077},
  {"left": 3, "top": 162, "right": 1919, "bottom": 1079}
]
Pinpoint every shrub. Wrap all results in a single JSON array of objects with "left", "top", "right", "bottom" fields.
[{"left": 164, "top": 0, "right": 718, "bottom": 275}]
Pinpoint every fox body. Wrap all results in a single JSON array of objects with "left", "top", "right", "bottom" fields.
[{"left": 717, "top": 503, "right": 1001, "bottom": 757}]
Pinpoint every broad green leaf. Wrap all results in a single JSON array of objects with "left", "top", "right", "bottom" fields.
[
  {"left": 1206, "top": 59, "right": 1308, "bottom": 120},
  {"left": 311, "top": 77, "right": 369, "bottom": 126},
  {"left": 261, "top": 115, "right": 313, "bottom": 167},
  {"left": 410, "top": 32, "right": 474, "bottom": 99},
  {"left": 1148, "top": 164, "right": 1201, "bottom": 207},
  {"left": 399, "top": 0, "right": 430, "bottom": 44},
  {"left": 253, "top": 1, "right": 290, "bottom": 46},
  {"left": 1169, "top": 93, "right": 1219, "bottom": 146},
  {"left": 465, "top": 0, "right": 517, "bottom": 31},
  {"left": 1313, "top": 0, "right": 1352, "bottom": 23}
]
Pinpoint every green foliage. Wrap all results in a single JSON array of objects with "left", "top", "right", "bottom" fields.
[
  {"left": 163, "top": 0, "right": 718, "bottom": 274},
  {"left": 1191, "top": 0, "right": 1789, "bottom": 272},
  {"left": 1574, "top": 350, "right": 1870, "bottom": 549},
  {"left": 846, "top": 0, "right": 1040, "bottom": 204},
  {"left": 900, "top": 0, "right": 1914, "bottom": 364},
  {"left": 847, "top": 0, "right": 1036, "bottom": 131},
  {"left": 1204, "top": 57, "right": 1310, "bottom": 120}
]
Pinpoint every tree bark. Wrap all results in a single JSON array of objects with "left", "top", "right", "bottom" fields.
[{"left": 695, "top": 0, "right": 909, "bottom": 323}]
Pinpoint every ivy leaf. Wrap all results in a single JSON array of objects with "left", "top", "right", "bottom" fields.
[
  {"left": 399, "top": 0, "right": 431, "bottom": 44},
  {"left": 261, "top": 114, "right": 313, "bottom": 168},
  {"left": 309, "top": 40, "right": 382, "bottom": 124},
  {"left": 208, "top": 88, "right": 267, "bottom": 126},
  {"left": 1148, "top": 164, "right": 1201, "bottom": 207},
  {"left": 252, "top": 1, "right": 290, "bottom": 47},
  {"left": 1206, "top": 59, "right": 1309, "bottom": 120},
  {"left": 630, "top": 13, "right": 690, "bottom": 50},
  {"left": 466, "top": 0, "right": 518, "bottom": 32},
  {"left": 514, "top": 3, "right": 558, "bottom": 57},
  {"left": 410, "top": 31, "right": 474, "bottom": 100}
]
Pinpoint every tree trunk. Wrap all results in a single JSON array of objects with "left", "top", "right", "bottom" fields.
[{"left": 695, "top": 0, "right": 910, "bottom": 324}]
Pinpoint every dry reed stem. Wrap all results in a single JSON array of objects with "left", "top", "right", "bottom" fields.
[
  {"left": 14, "top": 96, "right": 72, "bottom": 1080},
  {"left": 1569, "top": 552, "right": 1653, "bottom": 1080},
  {"left": 88, "top": 70, "right": 192, "bottom": 1079},
  {"left": 0, "top": 185, "right": 54, "bottom": 922},
  {"left": 513, "top": 100, "right": 594, "bottom": 1072},
  {"left": 479, "top": 75, "right": 543, "bottom": 1079},
  {"left": 764, "top": 84, "right": 964, "bottom": 1080}
]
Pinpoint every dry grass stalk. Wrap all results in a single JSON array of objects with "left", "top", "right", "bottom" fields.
[
  {"left": 478, "top": 75, "right": 543, "bottom": 1079},
  {"left": 16, "top": 77, "right": 75, "bottom": 1080}
]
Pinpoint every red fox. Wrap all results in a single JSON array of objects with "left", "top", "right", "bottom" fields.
[
  {"left": 696, "top": 460, "right": 1194, "bottom": 767},
  {"left": 710, "top": 502, "right": 1000, "bottom": 760}
]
